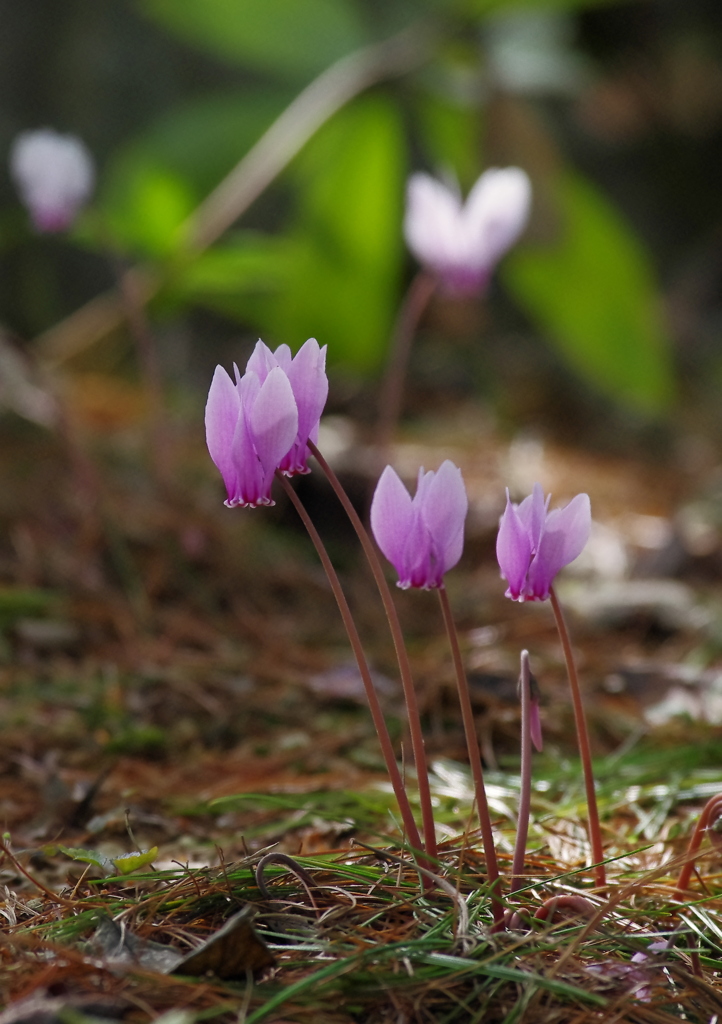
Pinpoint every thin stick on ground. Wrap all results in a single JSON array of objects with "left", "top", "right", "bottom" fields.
[
  {"left": 375, "top": 270, "right": 436, "bottom": 457},
  {"left": 511, "top": 649, "right": 532, "bottom": 895},
  {"left": 307, "top": 441, "right": 437, "bottom": 863},
  {"left": 276, "top": 472, "right": 426, "bottom": 866},
  {"left": 549, "top": 585, "right": 605, "bottom": 889},
  {"left": 436, "top": 584, "right": 503, "bottom": 928}
]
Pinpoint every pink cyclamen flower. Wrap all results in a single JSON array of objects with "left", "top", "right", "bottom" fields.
[
  {"left": 245, "top": 338, "right": 328, "bottom": 475},
  {"left": 205, "top": 361, "right": 298, "bottom": 508},
  {"left": 9, "top": 129, "right": 95, "bottom": 232},
  {"left": 371, "top": 461, "right": 468, "bottom": 589},
  {"left": 497, "top": 483, "right": 591, "bottom": 602},
  {"left": 404, "top": 167, "right": 531, "bottom": 294}
]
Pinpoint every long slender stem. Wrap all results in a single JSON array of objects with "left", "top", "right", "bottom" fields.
[
  {"left": 376, "top": 270, "right": 436, "bottom": 455},
  {"left": 276, "top": 472, "right": 425, "bottom": 864},
  {"left": 549, "top": 586, "right": 605, "bottom": 888},
  {"left": 511, "top": 649, "right": 532, "bottom": 894},
  {"left": 307, "top": 441, "right": 437, "bottom": 862},
  {"left": 437, "top": 585, "right": 504, "bottom": 928}
]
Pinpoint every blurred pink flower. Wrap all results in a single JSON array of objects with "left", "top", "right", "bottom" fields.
[
  {"left": 404, "top": 167, "right": 531, "bottom": 294},
  {"left": 371, "top": 461, "right": 467, "bottom": 589},
  {"left": 10, "top": 129, "right": 94, "bottom": 232},
  {"left": 205, "top": 361, "right": 298, "bottom": 508},
  {"left": 245, "top": 339, "right": 328, "bottom": 475},
  {"left": 497, "top": 483, "right": 591, "bottom": 601}
]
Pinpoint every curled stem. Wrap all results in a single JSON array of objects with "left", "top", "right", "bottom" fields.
[
  {"left": 436, "top": 585, "right": 504, "bottom": 928},
  {"left": 549, "top": 586, "right": 605, "bottom": 889},
  {"left": 511, "top": 649, "right": 532, "bottom": 894},
  {"left": 307, "top": 441, "right": 437, "bottom": 862},
  {"left": 675, "top": 792, "right": 722, "bottom": 896},
  {"left": 276, "top": 472, "right": 425, "bottom": 865}
]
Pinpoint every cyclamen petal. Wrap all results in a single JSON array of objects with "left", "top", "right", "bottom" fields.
[
  {"left": 10, "top": 129, "right": 94, "bottom": 232},
  {"left": 370, "top": 466, "right": 414, "bottom": 576},
  {"left": 249, "top": 368, "right": 299, "bottom": 473},
  {"left": 205, "top": 366, "right": 242, "bottom": 501},
  {"left": 420, "top": 461, "right": 468, "bottom": 577},
  {"left": 205, "top": 356, "right": 300, "bottom": 509},
  {"left": 496, "top": 494, "right": 533, "bottom": 601},
  {"left": 404, "top": 167, "right": 531, "bottom": 294},
  {"left": 371, "top": 462, "right": 468, "bottom": 590},
  {"left": 497, "top": 485, "right": 591, "bottom": 602},
  {"left": 243, "top": 338, "right": 328, "bottom": 476}
]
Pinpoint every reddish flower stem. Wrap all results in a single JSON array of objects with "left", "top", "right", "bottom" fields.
[
  {"left": 549, "top": 586, "right": 605, "bottom": 888},
  {"left": 511, "top": 649, "right": 532, "bottom": 894},
  {"left": 308, "top": 440, "right": 437, "bottom": 862},
  {"left": 437, "top": 585, "right": 504, "bottom": 928},
  {"left": 376, "top": 270, "right": 436, "bottom": 454},
  {"left": 675, "top": 793, "right": 722, "bottom": 896},
  {"left": 276, "top": 472, "right": 425, "bottom": 864}
]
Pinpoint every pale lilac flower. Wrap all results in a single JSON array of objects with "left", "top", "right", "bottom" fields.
[
  {"left": 497, "top": 483, "right": 591, "bottom": 602},
  {"left": 371, "top": 461, "right": 468, "bottom": 589},
  {"left": 245, "top": 338, "right": 328, "bottom": 475},
  {"left": 404, "top": 167, "right": 531, "bottom": 294},
  {"left": 205, "top": 362, "right": 298, "bottom": 508},
  {"left": 9, "top": 129, "right": 95, "bottom": 232}
]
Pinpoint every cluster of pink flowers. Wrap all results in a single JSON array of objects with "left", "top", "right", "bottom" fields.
[
  {"left": 205, "top": 339, "right": 327, "bottom": 508},
  {"left": 205, "top": 341, "right": 591, "bottom": 600}
]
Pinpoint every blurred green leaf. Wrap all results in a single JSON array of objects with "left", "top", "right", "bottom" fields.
[
  {"left": 97, "top": 90, "right": 293, "bottom": 260},
  {"left": 100, "top": 157, "right": 195, "bottom": 259},
  {"left": 118, "top": 91, "right": 294, "bottom": 198},
  {"left": 505, "top": 172, "right": 674, "bottom": 413},
  {"left": 414, "top": 89, "right": 484, "bottom": 192},
  {"left": 0, "top": 587, "right": 58, "bottom": 625},
  {"left": 139, "top": 0, "right": 369, "bottom": 79},
  {"left": 462, "top": 0, "right": 625, "bottom": 14},
  {"left": 267, "top": 95, "right": 406, "bottom": 372},
  {"left": 170, "top": 232, "right": 292, "bottom": 321}
]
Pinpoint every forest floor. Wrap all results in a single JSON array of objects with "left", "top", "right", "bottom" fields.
[{"left": 1, "top": 392, "right": 722, "bottom": 1023}]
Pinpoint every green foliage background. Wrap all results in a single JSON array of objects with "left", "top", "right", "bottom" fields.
[{"left": 3, "top": 0, "right": 691, "bottom": 416}]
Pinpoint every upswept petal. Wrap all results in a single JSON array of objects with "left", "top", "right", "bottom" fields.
[
  {"left": 496, "top": 492, "right": 533, "bottom": 600},
  {"left": 205, "top": 366, "right": 241, "bottom": 494},
  {"left": 515, "top": 483, "right": 548, "bottom": 553},
  {"left": 419, "top": 460, "right": 468, "bottom": 576},
  {"left": 370, "top": 466, "right": 414, "bottom": 577},
  {"left": 287, "top": 338, "right": 328, "bottom": 439},
  {"left": 547, "top": 493, "right": 592, "bottom": 566},
  {"left": 272, "top": 344, "right": 293, "bottom": 373},
  {"left": 404, "top": 174, "right": 462, "bottom": 271},
  {"left": 526, "top": 493, "right": 591, "bottom": 599},
  {"left": 465, "top": 167, "right": 531, "bottom": 270},
  {"left": 249, "top": 367, "right": 298, "bottom": 473},
  {"left": 245, "top": 340, "right": 278, "bottom": 380}
]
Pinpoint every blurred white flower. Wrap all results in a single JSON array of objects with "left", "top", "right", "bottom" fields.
[
  {"left": 404, "top": 167, "right": 531, "bottom": 294},
  {"left": 9, "top": 129, "right": 95, "bottom": 232}
]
